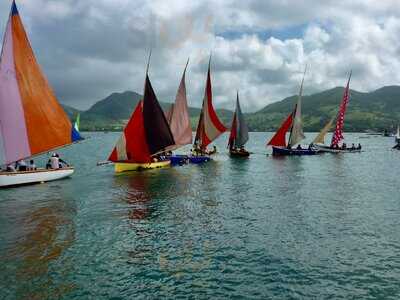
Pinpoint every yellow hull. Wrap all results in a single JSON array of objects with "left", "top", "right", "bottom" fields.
[{"left": 114, "top": 160, "right": 171, "bottom": 173}]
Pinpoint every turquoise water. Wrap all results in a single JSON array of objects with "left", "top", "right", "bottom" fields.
[{"left": 1, "top": 132, "right": 400, "bottom": 299}]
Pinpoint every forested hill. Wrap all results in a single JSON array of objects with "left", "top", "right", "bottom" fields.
[{"left": 63, "top": 86, "right": 400, "bottom": 132}]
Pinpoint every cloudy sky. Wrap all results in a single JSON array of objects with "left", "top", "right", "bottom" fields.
[{"left": 1, "top": 0, "right": 400, "bottom": 111}]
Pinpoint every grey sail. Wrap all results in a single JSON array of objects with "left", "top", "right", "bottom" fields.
[
  {"left": 288, "top": 67, "right": 306, "bottom": 147},
  {"left": 234, "top": 92, "right": 249, "bottom": 148}
]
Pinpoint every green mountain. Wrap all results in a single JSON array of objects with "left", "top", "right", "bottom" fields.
[
  {"left": 69, "top": 91, "right": 233, "bottom": 131},
  {"left": 63, "top": 86, "right": 400, "bottom": 132},
  {"left": 246, "top": 86, "right": 400, "bottom": 132}
]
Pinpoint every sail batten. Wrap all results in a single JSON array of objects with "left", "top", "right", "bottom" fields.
[
  {"left": 194, "top": 58, "right": 226, "bottom": 149},
  {"left": 0, "top": 1, "right": 81, "bottom": 166}
]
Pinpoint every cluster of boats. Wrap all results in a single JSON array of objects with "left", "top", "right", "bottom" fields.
[{"left": 0, "top": 2, "right": 396, "bottom": 189}]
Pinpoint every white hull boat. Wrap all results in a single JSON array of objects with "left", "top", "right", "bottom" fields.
[
  {"left": 0, "top": 167, "right": 74, "bottom": 188},
  {"left": 314, "top": 144, "right": 361, "bottom": 153}
]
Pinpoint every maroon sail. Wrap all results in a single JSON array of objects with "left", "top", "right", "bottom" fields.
[{"left": 143, "top": 74, "right": 175, "bottom": 155}]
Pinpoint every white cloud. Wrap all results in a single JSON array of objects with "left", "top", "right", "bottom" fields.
[{"left": 0, "top": 0, "right": 400, "bottom": 111}]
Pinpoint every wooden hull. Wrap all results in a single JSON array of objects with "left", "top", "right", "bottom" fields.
[
  {"left": 114, "top": 160, "right": 170, "bottom": 173},
  {"left": 272, "top": 146, "right": 317, "bottom": 156},
  {"left": 314, "top": 144, "right": 361, "bottom": 153},
  {"left": 229, "top": 150, "right": 250, "bottom": 157},
  {"left": 0, "top": 167, "right": 74, "bottom": 188}
]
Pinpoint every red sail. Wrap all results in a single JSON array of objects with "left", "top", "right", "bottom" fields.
[
  {"left": 331, "top": 73, "right": 351, "bottom": 147},
  {"left": 228, "top": 112, "right": 237, "bottom": 149},
  {"left": 267, "top": 113, "right": 293, "bottom": 147},
  {"left": 108, "top": 101, "right": 151, "bottom": 163},
  {"left": 194, "top": 59, "right": 226, "bottom": 149}
]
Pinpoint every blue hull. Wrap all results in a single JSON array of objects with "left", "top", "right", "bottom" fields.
[
  {"left": 272, "top": 147, "right": 317, "bottom": 156},
  {"left": 170, "top": 155, "right": 211, "bottom": 166}
]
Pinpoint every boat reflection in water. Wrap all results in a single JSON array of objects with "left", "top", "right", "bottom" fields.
[
  {"left": 112, "top": 168, "right": 216, "bottom": 286},
  {"left": 1, "top": 195, "right": 76, "bottom": 299}
]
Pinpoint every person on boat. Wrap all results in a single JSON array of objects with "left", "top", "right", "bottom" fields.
[
  {"left": 16, "top": 159, "right": 27, "bottom": 171},
  {"left": 351, "top": 143, "right": 355, "bottom": 150},
  {"left": 308, "top": 143, "right": 314, "bottom": 150},
  {"left": 296, "top": 144, "right": 302, "bottom": 150},
  {"left": 357, "top": 143, "right": 362, "bottom": 150},
  {"left": 207, "top": 146, "right": 217, "bottom": 155},
  {"left": 55, "top": 153, "right": 69, "bottom": 168},
  {"left": 28, "top": 159, "right": 36, "bottom": 171},
  {"left": 6, "top": 164, "right": 16, "bottom": 172},
  {"left": 341, "top": 143, "right": 347, "bottom": 150},
  {"left": 48, "top": 153, "right": 60, "bottom": 169}
]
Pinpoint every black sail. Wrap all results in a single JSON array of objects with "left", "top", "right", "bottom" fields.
[{"left": 143, "top": 75, "right": 175, "bottom": 154}]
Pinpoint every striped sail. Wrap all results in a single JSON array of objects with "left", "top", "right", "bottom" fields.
[
  {"left": 194, "top": 57, "right": 226, "bottom": 150},
  {"left": 0, "top": 1, "right": 81, "bottom": 166}
]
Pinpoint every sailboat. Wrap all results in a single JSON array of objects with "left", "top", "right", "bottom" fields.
[
  {"left": 314, "top": 72, "right": 361, "bottom": 153},
  {"left": 266, "top": 67, "right": 317, "bottom": 156},
  {"left": 0, "top": 1, "right": 82, "bottom": 188},
  {"left": 107, "top": 56, "right": 175, "bottom": 172},
  {"left": 228, "top": 91, "right": 250, "bottom": 157},
  {"left": 191, "top": 56, "right": 226, "bottom": 162}
]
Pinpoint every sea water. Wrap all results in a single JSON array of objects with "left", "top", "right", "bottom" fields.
[{"left": 1, "top": 132, "right": 400, "bottom": 299}]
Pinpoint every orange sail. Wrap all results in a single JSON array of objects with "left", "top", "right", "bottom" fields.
[
  {"left": 0, "top": 1, "right": 81, "bottom": 165},
  {"left": 267, "top": 113, "right": 293, "bottom": 147},
  {"left": 194, "top": 58, "right": 226, "bottom": 150}
]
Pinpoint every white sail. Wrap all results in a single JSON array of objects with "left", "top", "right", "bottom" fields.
[
  {"left": 288, "top": 67, "right": 306, "bottom": 147},
  {"left": 313, "top": 117, "right": 335, "bottom": 145}
]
